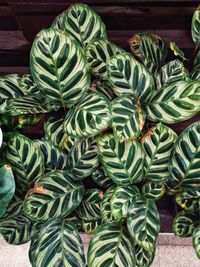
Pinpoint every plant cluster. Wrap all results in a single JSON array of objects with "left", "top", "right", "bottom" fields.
[{"left": 0, "top": 3, "right": 200, "bottom": 267}]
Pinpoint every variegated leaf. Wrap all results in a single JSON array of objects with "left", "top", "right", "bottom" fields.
[
  {"left": 110, "top": 184, "right": 140, "bottom": 220},
  {"left": 101, "top": 187, "right": 116, "bottom": 223},
  {"left": 82, "top": 219, "right": 101, "bottom": 234},
  {"left": 146, "top": 81, "right": 200, "bottom": 123},
  {"left": 135, "top": 245, "right": 155, "bottom": 267},
  {"left": 91, "top": 166, "right": 114, "bottom": 189},
  {"left": 30, "top": 28, "right": 90, "bottom": 108},
  {"left": 193, "top": 225, "right": 200, "bottom": 259},
  {"left": 88, "top": 222, "right": 136, "bottom": 267},
  {"left": 97, "top": 134, "right": 145, "bottom": 185},
  {"left": 192, "top": 5, "right": 200, "bottom": 46},
  {"left": 90, "top": 79, "right": 116, "bottom": 101},
  {"left": 173, "top": 211, "right": 197, "bottom": 237},
  {"left": 142, "top": 123, "right": 177, "bottom": 183},
  {"left": 63, "top": 93, "right": 111, "bottom": 138},
  {"left": 107, "top": 52, "right": 155, "bottom": 103},
  {"left": 127, "top": 197, "right": 160, "bottom": 252},
  {"left": 142, "top": 182, "right": 165, "bottom": 200},
  {"left": 86, "top": 38, "right": 123, "bottom": 79},
  {"left": 24, "top": 171, "right": 85, "bottom": 221},
  {"left": 176, "top": 190, "right": 200, "bottom": 211}
]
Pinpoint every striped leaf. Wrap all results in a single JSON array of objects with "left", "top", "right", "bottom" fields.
[
  {"left": 0, "top": 165, "right": 15, "bottom": 217},
  {"left": 6, "top": 134, "right": 45, "bottom": 199},
  {"left": 76, "top": 189, "right": 102, "bottom": 220},
  {"left": 168, "top": 121, "right": 200, "bottom": 191},
  {"left": 129, "top": 32, "right": 167, "bottom": 74},
  {"left": 52, "top": 3, "right": 107, "bottom": 48},
  {"left": 193, "top": 225, "right": 200, "bottom": 259},
  {"left": 0, "top": 74, "right": 26, "bottom": 99},
  {"left": 192, "top": 6, "right": 200, "bottom": 46},
  {"left": 30, "top": 28, "right": 90, "bottom": 108},
  {"left": 29, "top": 219, "right": 85, "bottom": 267},
  {"left": 34, "top": 139, "right": 68, "bottom": 171},
  {"left": 110, "top": 185, "right": 140, "bottom": 220},
  {"left": 135, "top": 245, "right": 155, "bottom": 267},
  {"left": 0, "top": 202, "right": 33, "bottom": 245},
  {"left": 88, "top": 222, "right": 136, "bottom": 267},
  {"left": 142, "top": 182, "right": 165, "bottom": 200},
  {"left": 176, "top": 190, "right": 200, "bottom": 211},
  {"left": 107, "top": 53, "right": 155, "bottom": 103},
  {"left": 20, "top": 74, "right": 39, "bottom": 95},
  {"left": 101, "top": 187, "right": 116, "bottom": 223},
  {"left": 193, "top": 51, "right": 200, "bottom": 71},
  {"left": 44, "top": 116, "right": 75, "bottom": 152},
  {"left": 90, "top": 79, "right": 116, "bottom": 101},
  {"left": 97, "top": 134, "right": 145, "bottom": 185},
  {"left": 127, "top": 197, "right": 160, "bottom": 251},
  {"left": 91, "top": 166, "right": 114, "bottom": 189},
  {"left": 156, "top": 60, "right": 189, "bottom": 89},
  {"left": 63, "top": 93, "right": 111, "bottom": 138},
  {"left": 24, "top": 171, "right": 85, "bottom": 221},
  {"left": 170, "top": 42, "right": 187, "bottom": 60},
  {"left": 146, "top": 81, "right": 200, "bottom": 124},
  {"left": 142, "top": 123, "right": 177, "bottom": 183},
  {"left": 173, "top": 211, "right": 197, "bottom": 237},
  {"left": 82, "top": 219, "right": 101, "bottom": 234},
  {"left": 86, "top": 38, "right": 123, "bottom": 79},
  {"left": 17, "top": 114, "right": 40, "bottom": 129},
  {"left": 67, "top": 139, "right": 99, "bottom": 179},
  {"left": 191, "top": 70, "right": 200, "bottom": 80},
  {"left": 112, "top": 96, "right": 146, "bottom": 141}
]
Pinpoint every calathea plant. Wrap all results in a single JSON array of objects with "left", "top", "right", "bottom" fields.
[{"left": 0, "top": 3, "right": 199, "bottom": 267}]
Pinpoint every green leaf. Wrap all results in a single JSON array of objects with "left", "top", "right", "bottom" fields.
[
  {"left": 86, "top": 38, "right": 123, "bottom": 79},
  {"left": 97, "top": 134, "right": 145, "bottom": 185},
  {"left": 0, "top": 165, "right": 15, "bottom": 217},
  {"left": 0, "top": 127, "right": 2, "bottom": 148},
  {"left": 0, "top": 74, "right": 26, "bottom": 99},
  {"left": 76, "top": 189, "right": 102, "bottom": 220},
  {"left": 91, "top": 166, "right": 114, "bottom": 189},
  {"left": 30, "top": 28, "right": 90, "bottom": 108},
  {"left": 63, "top": 93, "right": 111, "bottom": 138},
  {"left": 176, "top": 190, "right": 200, "bottom": 211},
  {"left": 193, "top": 225, "right": 200, "bottom": 259},
  {"left": 129, "top": 32, "right": 167, "bottom": 74},
  {"left": 173, "top": 211, "right": 196, "bottom": 237},
  {"left": 29, "top": 219, "right": 85, "bottom": 267},
  {"left": 112, "top": 96, "right": 146, "bottom": 141},
  {"left": 142, "top": 123, "right": 177, "bottom": 183},
  {"left": 6, "top": 134, "right": 45, "bottom": 199},
  {"left": 17, "top": 114, "right": 41, "bottom": 129},
  {"left": 90, "top": 79, "right": 116, "bottom": 101},
  {"left": 34, "top": 139, "right": 68, "bottom": 171},
  {"left": 156, "top": 59, "right": 189, "bottom": 89},
  {"left": 24, "top": 171, "right": 85, "bottom": 221},
  {"left": 0, "top": 201, "right": 33, "bottom": 245},
  {"left": 170, "top": 42, "right": 187, "bottom": 60},
  {"left": 142, "top": 182, "right": 165, "bottom": 200},
  {"left": 110, "top": 185, "right": 140, "bottom": 220},
  {"left": 168, "top": 121, "right": 200, "bottom": 191},
  {"left": 88, "top": 222, "right": 136, "bottom": 267},
  {"left": 101, "top": 187, "right": 116, "bottom": 222},
  {"left": 127, "top": 197, "right": 160, "bottom": 252},
  {"left": 67, "top": 138, "right": 99, "bottom": 179},
  {"left": 52, "top": 3, "right": 107, "bottom": 48},
  {"left": 193, "top": 51, "right": 200, "bottom": 71},
  {"left": 107, "top": 52, "right": 155, "bottom": 103},
  {"left": 82, "top": 219, "right": 101, "bottom": 234},
  {"left": 135, "top": 245, "right": 155, "bottom": 267},
  {"left": 192, "top": 5, "right": 200, "bottom": 46},
  {"left": 146, "top": 81, "right": 200, "bottom": 124}
]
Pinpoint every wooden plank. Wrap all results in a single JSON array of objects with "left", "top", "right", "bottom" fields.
[
  {"left": 0, "top": 31, "right": 29, "bottom": 49},
  {"left": 0, "top": 67, "right": 30, "bottom": 74}
]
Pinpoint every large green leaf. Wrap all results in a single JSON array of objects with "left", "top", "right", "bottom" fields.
[
  {"left": 6, "top": 134, "right": 45, "bottom": 199},
  {"left": 142, "top": 123, "right": 177, "bottom": 183},
  {"left": 29, "top": 219, "right": 85, "bottom": 267},
  {"left": 63, "top": 93, "right": 111, "bottom": 138},
  {"left": 0, "top": 165, "right": 15, "bottom": 217},
  {"left": 168, "top": 121, "right": 200, "bottom": 191},
  {"left": 86, "top": 38, "right": 123, "bottom": 79},
  {"left": 101, "top": 187, "right": 116, "bottom": 223},
  {"left": 110, "top": 185, "right": 140, "bottom": 220},
  {"left": 173, "top": 211, "right": 197, "bottom": 237},
  {"left": 30, "top": 28, "right": 90, "bottom": 108},
  {"left": 88, "top": 222, "right": 136, "bottom": 267},
  {"left": 0, "top": 201, "right": 33, "bottom": 245},
  {"left": 97, "top": 134, "right": 145, "bottom": 185},
  {"left": 129, "top": 32, "right": 167, "bottom": 74},
  {"left": 52, "top": 3, "right": 107, "bottom": 48},
  {"left": 176, "top": 190, "right": 200, "bottom": 211},
  {"left": 67, "top": 138, "right": 99, "bottom": 179},
  {"left": 91, "top": 166, "right": 114, "bottom": 189},
  {"left": 156, "top": 60, "right": 189, "bottom": 89},
  {"left": 193, "top": 225, "right": 200, "bottom": 259},
  {"left": 146, "top": 81, "right": 200, "bottom": 123},
  {"left": 24, "top": 171, "right": 85, "bottom": 221},
  {"left": 127, "top": 197, "right": 160, "bottom": 252},
  {"left": 192, "top": 6, "right": 200, "bottom": 46},
  {"left": 107, "top": 52, "right": 155, "bottom": 103},
  {"left": 135, "top": 245, "right": 155, "bottom": 267},
  {"left": 76, "top": 189, "right": 102, "bottom": 220},
  {"left": 112, "top": 96, "right": 146, "bottom": 141},
  {"left": 142, "top": 182, "right": 165, "bottom": 200}
]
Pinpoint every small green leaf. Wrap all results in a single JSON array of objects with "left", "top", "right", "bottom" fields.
[
  {"left": 135, "top": 245, "right": 155, "bottom": 267},
  {"left": 90, "top": 79, "right": 116, "bottom": 101},
  {"left": 176, "top": 190, "right": 200, "bottom": 211},
  {"left": 173, "top": 211, "right": 196, "bottom": 237},
  {"left": 191, "top": 5, "right": 200, "bottom": 46},
  {"left": 82, "top": 219, "right": 101, "bottom": 234},
  {"left": 142, "top": 182, "right": 165, "bottom": 200},
  {"left": 101, "top": 187, "right": 116, "bottom": 222},
  {"left": 91, "top": 166, "right": 114, "bottom": 189},
  {"left": 170, "top": 42, "right": 187, "bottom": 60}
]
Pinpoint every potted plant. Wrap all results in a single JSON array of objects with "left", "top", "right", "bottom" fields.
[{"left": 0, "top": 3, "right": 199, "bottom": 267}]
